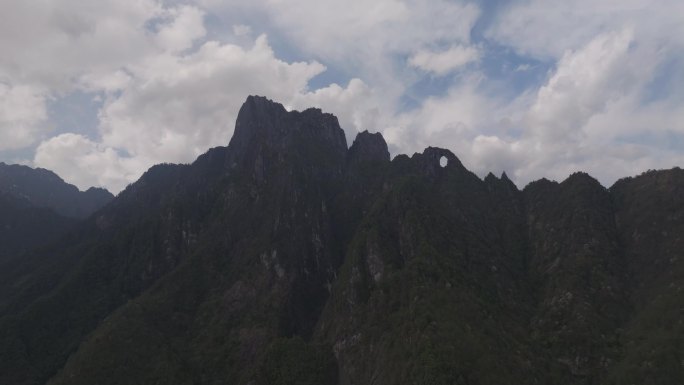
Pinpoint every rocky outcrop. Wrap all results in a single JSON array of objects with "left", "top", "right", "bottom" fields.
[{"left": 347, "top": 130, "right": 390, "bottom": 165}]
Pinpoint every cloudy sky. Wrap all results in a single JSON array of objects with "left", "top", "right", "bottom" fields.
[{"left": 1, "top": 0, "right": 683, "bottom": 193}]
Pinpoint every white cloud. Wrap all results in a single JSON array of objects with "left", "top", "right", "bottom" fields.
[
  {"left": 381, "top": 23, "right": 684, "bottom": 188},
  {"left": 2, "top": 0, "right": 485, "bottom": 193},
  {"left": 487, "top": 0, "right": 684, "bottom": 60},
  {"left": 34, "top": 133, "right": 141, "bottom": 192},
  {"left": 408, "top": 45, "right": 480, "bottom": 75},
  {"left": 0, "top": 0, "right": 161, "bottom": 90},
  {"left": 2, "top": 0, "right": 684, "bottom": 195},
  {"left": 0, "top": 1, "right": 338, "bottom": 193},
  {"left": 514, "top": 64, "right": 532, "bottom": 72},
  {"left": 0, "top": 83, "right": 50, "bottom": 150},
  {"left": 347, "top": 0, "right": 681, "bottom": 189},
  {"left": 154, "top": 5, "right": 207, "bottom": 53},
  {"left": 79, "top": 70, "right": 132, "bottom": 93},
  {"left": 525, "top": 29, "right": 636, "bottom": 144},
  {"left": 382, "top": 76, "right": 508, "bottom": 162},
  {"left": 97, "top": 35, "right": 326, "bottom": 171},
  {"left": 196, "top": 0, "right": 481, "bottom": 93},
  {"left": 232, "top": 24, "right": 251, "bottom": 37},
  {"left": 290, "top": 78, "right": 385, "bottom": 142},
  {"left": 31, "top": 31, "right": 332, "bottom": 194}
]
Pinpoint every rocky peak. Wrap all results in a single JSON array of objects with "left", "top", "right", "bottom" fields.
[
  {"left": 484, "top": 172, "right": 497, "bottom": 183},
  {"left": 226, "top": 96, "right": 348, "bottom": 183},
  {"left": 412, "top": 147, "right": 467, "bottom": 178},
  {"left": 347, "top": 130, "right": 390, "bottom": 164},
  {"left": 229, "top": 96, "right": 347, "bottom": 156},
  {"left": 484, "top": 172, "right": 518, "bottom": 195},
  {"left": 498, "top": 172, "right": 518, "bottom": 192},
  {"left": 229, "top": 95, "right": 288, "bottom": 152}
]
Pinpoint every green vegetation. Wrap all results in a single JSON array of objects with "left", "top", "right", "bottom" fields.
[
  {"left": 1, "top": 98, "right": 683, "bottom": 385},
  {"left": 256, "top": 337, "right": 337, "bottom": 385}
]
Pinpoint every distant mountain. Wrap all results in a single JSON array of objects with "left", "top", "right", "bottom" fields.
[
  {"left": 0, "top": 96, "right": 682, "bottom": 385},
  {"left": 0, "top": 192, "right": 77, "bottom": 261},
  {"left": 0, "top": 163, "right": 113, "bottom": 265},
  {"left": 0, "top": 162, "right": 113, "bottom": 219}
]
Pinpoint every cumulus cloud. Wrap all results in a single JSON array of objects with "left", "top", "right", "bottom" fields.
[
  {"left": 408, "top": 45, "right": 480, "bottom": 75},
  {"left": 0, "top": 84, "right": 50, "bottom": 150},
  {"left": 382, "top": 19, "right": 684, "bottom": 188},
  {"left": 290, "top": 78, "right": 385, "bottom": 142},
  {"left": 4, "top": 0, "right": 485, "bottom": 193},
  {"left": 31, "top": 32, "right": 331, "bottom": 193},
  {"left": 485, "top": 4, "right": 684, "bottom": 187},
  {"left": 34, "top": 133, "right": 141, "bottom": 192},
  {"left": 196, "top": 0, "right": 481, "bottom": 92},
  {"left": 381, "top": 75, "right": 528, "bottom": 178},
  {"left": 2, "top": 0, "right": 684, "bottom": 195},
  {"left": 0, "top": 1, "right": 349, "bottom": 193},
  {"left": 486, "top": 0, "right": 684, "bottom": 60},
  {"left": 154, "top": 5, "right": 207, "bottom": 53},
  {"left": 525, "top": 29, "right": 636, "bottom": 144},
  {"left": 0, "top": 0, "right": 161, "bottom": 90},
  {"left": 98, "top": 34, "right": 326, "bottom": 168},
  {"left": 232, "top": 24, "right": 251, "bottom": 37}
]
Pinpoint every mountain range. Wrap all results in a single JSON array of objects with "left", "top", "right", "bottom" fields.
[
  {"left": 1, "top": 96, "right": 682, "bottom": 385},
  {"left": 0, "top": 163, "right": 113, "bottom": 263}
]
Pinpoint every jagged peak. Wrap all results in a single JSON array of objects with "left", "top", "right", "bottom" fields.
[
  {"left": 421, "top": 147, "right": 466, "bottom": 171},
  {"left": 499, "top": 172, "right": 519, "bottom": 191},
  {"left": 484, "top": 172, "right": 498, "bottom": 183},
  {"left": 229, "top": 96, "right": 287, "bottom": 149},
  {"left": 229, "top": 95, "right": 347, "bottom": 155},
  {"left": 300, "top": 106, "right": 335, "bottom": 120},
  {"left": 245, "top": 95, "right": 287, "bottom": 114},
  {"left": 348, "top": 130, "right": 390, "bottom": 164},
  {"left": 484, "top": 170, "right": 519, "bottom": 192}
]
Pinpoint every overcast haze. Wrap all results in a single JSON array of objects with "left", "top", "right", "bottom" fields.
[{"left": 1, "top": 0, "right": 683, "bottom": 193}]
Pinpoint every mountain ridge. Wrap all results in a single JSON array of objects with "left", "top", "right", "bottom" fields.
[
  {"left": 0, "top": 95, "right": 682, "bottom": 385},
  {"left": 0, "top": 163, "right": 115, "bottom": 266},
  {"left": 0, "top": 162, "right": 114, "bottom": 219}
]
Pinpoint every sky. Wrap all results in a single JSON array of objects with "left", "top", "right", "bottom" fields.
[{"left": 1, "top": 0, "right": 683, "bottom": 194}]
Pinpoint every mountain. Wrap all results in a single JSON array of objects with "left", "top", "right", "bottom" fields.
[
  {"left": 0, "top": 192, "right": 77, "bottom": 261},
  {"left": 0, "top": 163, "right": 113, "bottom": 219},
  {"left": 0, "top": 164, "right": 113, "bottom": 264},
  {"left": 0, "top": 96, "right": 683, "bottom": 385}
]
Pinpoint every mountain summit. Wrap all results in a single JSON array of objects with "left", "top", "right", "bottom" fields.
[{"left": 0, "top": 96, "right": 682, "bottom": 385}]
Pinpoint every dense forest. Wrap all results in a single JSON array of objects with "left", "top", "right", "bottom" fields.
[{"left": 1, "top": 96, "right": 682, "bottom": 385}]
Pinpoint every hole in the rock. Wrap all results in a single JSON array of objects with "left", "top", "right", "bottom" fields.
[{"left": 439, "top": 156, "right": 448, "bottom": 168}]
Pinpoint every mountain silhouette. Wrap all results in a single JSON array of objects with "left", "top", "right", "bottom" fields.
[{"left": 1, "top": 96, "right": 682, "bottom": 385}]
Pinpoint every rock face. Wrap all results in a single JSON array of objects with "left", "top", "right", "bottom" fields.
[
  {"left": 0, "top": 96, "right": 683, "bottom": 385},
  {"left": 347, "top": 130, "right": 390, "bottom": 165}
]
